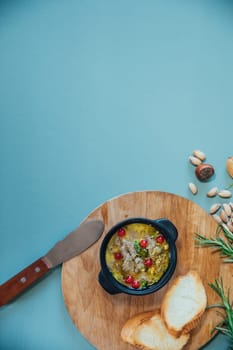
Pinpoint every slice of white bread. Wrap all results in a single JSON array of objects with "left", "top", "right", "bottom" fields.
[
  {"left": 121, "top": 270, "right": 207, "bottom": 350},
  {"left": 121, "top": 310, "right": 155, "bottom": 344},
  {"left": 161, "top": 270, "right": 207, "bottom": 337},
  {"left": 121, "top": 309, "right": 190, "bottom": 350}
]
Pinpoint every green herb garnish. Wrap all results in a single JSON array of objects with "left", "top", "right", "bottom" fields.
[
  {"left": 141, "top": 280, "right": 148, "bottom": 288},
  {"left": 195, "top": 224, "right": 233, "bottom": 262},
  {"left": 134, "top": 240, "right": 141, "bottom": 254},
  {"left": 208, "top": 278, "right": 233, "bottom": 349},
  {"left": 134, "top": 241, "right": 148, "bottom": 257}
]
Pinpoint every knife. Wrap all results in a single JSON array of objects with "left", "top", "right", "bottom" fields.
[{"left": 0, "top": 219, "right": 104, "bottom": 307}]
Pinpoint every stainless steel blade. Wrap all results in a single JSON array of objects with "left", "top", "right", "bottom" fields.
[{"left": 43, "top": 220, "right": 104, "bottom": 268}]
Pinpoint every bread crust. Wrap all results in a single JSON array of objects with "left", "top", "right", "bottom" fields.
[
  {"left": 161, "top": 270, "right": 207, "bottom": 337},
  {"left": 121, "top": 309, "right": 190, "bottom": 350},
  {"left": 121, "top": 271, "right": 206, "bottom": 349},
  {"left": 121, "top": 310, "right": 156, "bottom": 343}
]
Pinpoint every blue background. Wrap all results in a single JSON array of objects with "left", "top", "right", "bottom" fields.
[{"left": 0, "top": 0, "right": 233, "bottom": 349}]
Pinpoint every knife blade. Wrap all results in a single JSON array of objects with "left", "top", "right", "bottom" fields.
[{"left": 0, "top": 219, "right": 104, "bottom": 307}]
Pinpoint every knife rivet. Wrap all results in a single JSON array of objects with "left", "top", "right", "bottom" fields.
[
  {"left": 35, "top": 267, "right": 41, "bottom": 273},
  {"left": 20, "top": 277, "right": 27, "bottom": 283}
]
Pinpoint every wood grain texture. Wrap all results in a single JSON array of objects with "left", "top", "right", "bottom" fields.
[{"left": 61, "top": 191, "right": 233, "bottom": 350}]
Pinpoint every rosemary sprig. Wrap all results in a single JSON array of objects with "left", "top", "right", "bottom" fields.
[
  {"left": 208, "top": 278, "right": 233, "bottom": 349},
  {"left": 195, "top": 224, "right": 233, "bottom": 262}
]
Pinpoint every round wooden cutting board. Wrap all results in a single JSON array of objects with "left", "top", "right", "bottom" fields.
[{"left": 61, "top": 191, "right": 233, "bottom": 350}]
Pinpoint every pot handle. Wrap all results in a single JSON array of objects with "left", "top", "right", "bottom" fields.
[
  {"left": 98, "top": 271, "right": 120, "bottom": 295},
  {"left": 154, "top": 218, "right": 178, "bottom": 242}
]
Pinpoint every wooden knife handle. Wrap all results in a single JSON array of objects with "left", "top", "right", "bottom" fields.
[{"left": 0, "top": 258, "right": 49, "bottom": 307}]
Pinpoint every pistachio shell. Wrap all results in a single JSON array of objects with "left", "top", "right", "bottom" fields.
[
  {"left": 192, "top": 150, "right": 206, "bottom": 161},
  {"left": 212, "top": 214, "right": 222, "bottom": 224},
  {"left": 188, "top": 182, "right": 198, "bottom": 195},
  {"left": 220, "top": 209, "right": 228, "bottom": 223},
  {"left": 218, "top": 190, "right": 232, "bottom": 198},
  {"left": 206, "top": 187, "right": 218, "bottom": 198},
  {"left": 226, "top": 157, "right": 233, "bottom": 178},
  {"left": 227, "top": 221, "right": 233, "bottom": 233},
  {"left": 209, "top": 203, "right": 221, "bottom": 214},
  {"left": 189, "top": 156, "right": 202, "bottom": 166},
  {"left": 223, "top": 203, "right": 232, "bottom": 217}
]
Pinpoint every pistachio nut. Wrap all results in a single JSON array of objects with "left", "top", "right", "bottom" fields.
[
  {"left": 218, "top": 190, "right": 232, "bottom": 198},
  {"left": 220, "top": 209, "right": 228, "bottom": 223},
  {"left": 188, "top": 182, "right": 198, "bottom": 195},
  {"left": 192, "top": 150, "right": 206, "bottom": 161},
  {"left": 206, "top": 187, "right": 218, "bottom": 198},
  {"left": 223, "top": 203, "right": 232, "bottom": 217},
  {"left": 209, "top": 203, "right": 221, "bottom": 215},
  {"left": 189, "top": 156, "right": 202, "bottom": 166}
]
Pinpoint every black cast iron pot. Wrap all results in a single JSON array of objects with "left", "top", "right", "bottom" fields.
[{"left": 98, "top": 217, "right": 178, "bottom": 296}]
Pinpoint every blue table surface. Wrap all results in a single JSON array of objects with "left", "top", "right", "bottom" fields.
[{"left": 1, "top": 0, "right": 233, "bottom": 349}]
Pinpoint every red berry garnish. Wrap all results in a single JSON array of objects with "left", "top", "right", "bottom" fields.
[
  {"left": 144, "top": 257, "right": 153, "bottom": 267},
  {"left": 132, "top": 280, "right": 140, "bottom": 289},
  {"left": 117, "top": 228, "right": 126, "bottom": 237},
  {"left": 125, "top": 275, "right": 134, "bottom": 284},
  {"left": 139, "top": 239, "right": 148, "bottom": 248},
  {"left": 156, "top": 235, "right": 165, "bottom": 244},
  {"left": 114, "top": 252, "right": 123, "bottom": 260}
]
